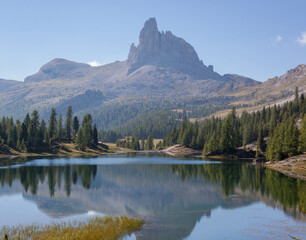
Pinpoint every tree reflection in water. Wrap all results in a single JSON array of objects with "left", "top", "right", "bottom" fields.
[
  {"left": 0, "top": 161, "right": 304, "bottom": 215},
  {"left": 0, "top": 164, "right": 97, "bottom": 197}
]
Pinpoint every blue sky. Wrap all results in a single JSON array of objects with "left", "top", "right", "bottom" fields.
[{"left": 0, "top": 0, "right": 305, "bottom": 82}]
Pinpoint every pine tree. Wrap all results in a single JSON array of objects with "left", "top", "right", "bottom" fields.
[
  {"left": 39, "top": 119, "right": 47, "bottom": 143},
  {"left": 270, "top": 105, "right": 277, "bottom": 131},
  {"left": 283, "top": 119, "right": 299, "bottom": 157},
  {"left": 300, "top": 94, "right": 305, "bottom": 117},
  {"left": 220, "top": 116, "right": 234, "bottom": 154},
  {"left": 135, "top": 137, "right": 140, "bottom": 150},
  {"left": 299, "top": 114, "right": 306, "bottom": 152},
  {"left": 92, "top": 124, "right": 98, "bottom": 146},
  {"left": 58, "top": 113, "right": 64, "bottom": 140},
  {"left": 72, "top": 116, "right": 80, "bottom": 138},
  {"left": 21, "top": 139, "right": 26, "bottom": 151},
  {"left": 23, "top": 113, "right": 31, "bottom": 129},
  {"left": 76, "top": 128, "right": 85, "bottom": 149},
  {"left": 145, "top": 134, "right": 153, "bottom": 150},
  {"left": 190, "top": 135, "right": 197, "bottom": 149},
  {"left": 27, "top": 121, "right": 35, "bottom": 151},
  {"left": 19, "top": 123, "right": 27, "bottom": 143},
  {"left": 6, "top": 118, "right": 16, "bottom": 147},
  {"left": 47, "top": 108, "right": 57, "bottom": 143},
  {"left": 65, "top": 106, "right": 73, "bottom": 140},
  {"left": 31, "top": 110, "right": 40, "bottom": 145},
  {"left": 141, "top": 137, "right": 145, "bottom": 150},
  {"left": 267, "top": 118, "right": 299, "bottom": 161},
  {"left": 182, "top": 124, "right": 192, "bottom": 147},
  {"left": 256, "top": 126, "right": 264, "bottom": 157},
  {"left": 82, "top": 122, "right": 92, "bottom": 148}
]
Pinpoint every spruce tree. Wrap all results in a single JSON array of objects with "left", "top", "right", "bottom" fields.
[
  {"left": 76, "top": 128, "right": 85, "bottom": 149},
  {"left": 6, "top": 118, "right": 16, "bottom": 147},
  {"left": 299, "top": 114, "right": 306, "bottom": 152},
  {"left": 23, "top": 113, "right": 31, "bottom": 129},
  {"left": 31, "top": 110, "right": 40, "bottom": 145},
  {"left": 256, "top": 126, "right": 264, "bottom": 157},
  {"left": 141, "top": 137, "right": 145, "bottom": 150},
  {"left": 92, "top": 124, "right": 98, "bottom": 146},
  {"left": 27, "top": 122, "right": 35, "bottom": 151},
  {"left": 72, "top": 116, "right": 80, "bottom": 138},
  {"left": 135, "top": 137, "right": 140, "bottom": 150},
  {"left": 145, "top": 134, "right": 153, "bottom": 150},
  {"left": 220, "top": 116, "right": 234, "bottom": 154},
  {"left": 65, "top": 106, "right": 73, "bottom": 140},
  {"left": 48, "top": 108, "right": 57, "bottom": 143},
  {"left": 58, "top": 113, "right": 64, "bottom": 140},
  {"left": 39, "top": 119, "right": 47, "bottom": 143},
  {"left": 82, "top": 122, "right": 92, "bottom": 148}
]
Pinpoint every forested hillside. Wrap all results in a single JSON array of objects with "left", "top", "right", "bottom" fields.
[{"left": 162, "top": 88, "right": 306, "bottom": 161}]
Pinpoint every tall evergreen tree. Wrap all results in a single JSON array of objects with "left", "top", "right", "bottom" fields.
[
  {"left": 65, "top": 106, "right": 73, "bottom": 139},
  {"left": 92, "top": 124, "right": 98, "bottom": 146},
  {"left": 145, "top": 134, "right": 153, "bottom": 150},
  {"left": 299, "top": 114, "right": 306, "bottom": 152},
  {"left": 256, "top": 126, "right": 265, "bottom": 157},
  {"left": 48, "top": 108, "right": 57, "bottom": 143},
  {"left": 72, "top": 116, "right": 80, "bottom": 138},
  {"left": 141, "top": 137, "right": 145, "bottom": 150},
  {"left": 30, "top": 110, "right": 40, "bottom": 145},
  {"left": 58, "top": 113, "right": 64, "bottom": 140},
  {"left": 76, "top": 128, "right": 85, "bottom": 149},
  {"left": 39, "top": 119, "right": 47, "bottom": 143}
]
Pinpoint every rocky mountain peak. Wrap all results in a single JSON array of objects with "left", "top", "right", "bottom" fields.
[
  {"left": 127, "top": 18, "right": 221, "bottom": 79},
  {"left": 270, "top": 64, "right": 306, "bottom": 86},
  {"left": 139, "top": 18, "right": 159, "bottom": 48}
]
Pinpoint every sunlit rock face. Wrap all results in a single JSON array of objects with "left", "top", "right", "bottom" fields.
[{"left": 127, "top": 18, "right": 221, "bottom": 80}]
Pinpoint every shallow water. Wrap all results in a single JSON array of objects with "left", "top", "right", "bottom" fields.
[{"left": 0, "top": 153, "right": 305, "bottom": 239}]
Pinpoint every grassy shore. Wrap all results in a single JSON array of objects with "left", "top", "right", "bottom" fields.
[
  {"left": 265, "top": 154, "right": 306, "bottom": 181},
  {"left": 0, "top": 142, "right": 119, "bottom": 159},
  {"left": 0, "top": 216, "right": 144, "bottom": 240}
]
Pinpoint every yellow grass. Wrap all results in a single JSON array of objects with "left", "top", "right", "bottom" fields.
[
  {"left": 0, "top": 142, "right": 114, "bottom": 158},
  {"left": 265, "top": 154, "right": 306, "bottom": 181},
  {"left": 191, "top": 96, "right": 294, "bottom": 121},
  {"left": 1, "top": 216, "right": 144, "bottom": 240}
]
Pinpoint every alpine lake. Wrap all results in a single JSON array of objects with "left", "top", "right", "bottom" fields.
[{"left": 0, "top": 153, "right": 305, "bottom": 240}]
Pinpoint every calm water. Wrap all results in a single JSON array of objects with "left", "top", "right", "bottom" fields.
[{"left": 0, "top": 153, "right": 305, "bottom": 240}]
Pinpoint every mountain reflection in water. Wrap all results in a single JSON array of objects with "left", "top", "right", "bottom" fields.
[{"left": 0, "top": 155, "right": 304, "bottom": 240}]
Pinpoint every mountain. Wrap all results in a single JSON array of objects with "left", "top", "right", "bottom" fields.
[
  {"left": 25, "top": 58, "right": 91, "bottom": 83},
  {"left": 0, "top": 78, "right": 22, "bottom": 93},
  {"left": 0, "top": 18, "right": 304, "bottom": 130},
  {"left": 19, "top": 18, "right": 256, "bottom": 99},
  {"left": 127, "top": 18, "right": 220, "bottom": 80},
  {"left": 227, "top": 64, "right": 306, "bottom": 102}
]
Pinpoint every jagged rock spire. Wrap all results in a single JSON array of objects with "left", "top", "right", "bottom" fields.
[{"left": 127, "top": 18, "right": 220, "bottom": 79}]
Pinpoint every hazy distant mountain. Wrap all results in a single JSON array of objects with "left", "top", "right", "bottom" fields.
[
  {"left": 0, "top": 78, "right": 21, "bottom": 93},
  {"left": 24, "top": 58, "right": 91, "bottom": 83},
  {"left": 228, "top": 64, "right": 306, "bottom": 102},
  {"left": 0, "top": 18, "right": 304, "bottom": 129}
]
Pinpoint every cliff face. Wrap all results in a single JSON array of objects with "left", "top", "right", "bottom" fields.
[{"left": 127, "top": 18, "right": 221, "bottom": 79}]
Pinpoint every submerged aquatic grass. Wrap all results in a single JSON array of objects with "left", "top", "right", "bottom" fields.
[{"left": 0, "top": 216, "right": 144, "bottom": 240}]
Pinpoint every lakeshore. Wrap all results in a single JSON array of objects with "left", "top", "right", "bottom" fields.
[
  {"left": 1, "top": 143, "right": 305, "bottom": 181},
  {"left": 0, "top": 142, "right": 116, "bottom": 160},
  {"left": 265, "top": 154, "right": 306, "bottom": 181}
]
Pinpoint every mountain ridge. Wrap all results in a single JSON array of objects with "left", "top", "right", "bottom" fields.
[{"left": 0, "top": 18, "right": 304, "bottom": 130}]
